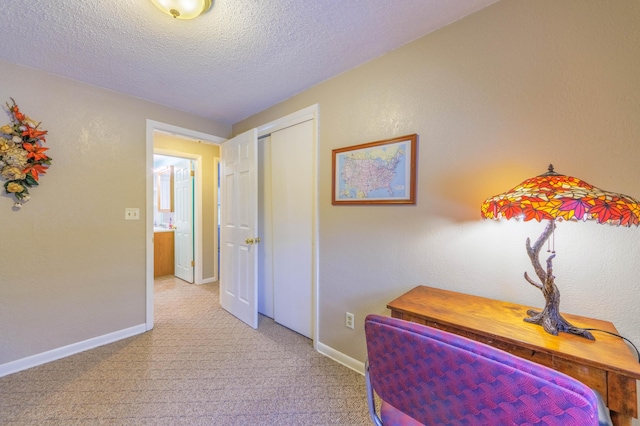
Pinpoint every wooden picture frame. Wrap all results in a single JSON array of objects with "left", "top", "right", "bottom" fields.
[{"left": 332, "top": 134, "right": 417, "bottom": 205}]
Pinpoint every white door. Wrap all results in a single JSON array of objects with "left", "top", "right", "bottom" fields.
[
  {"left": 220, "top": 129, "right": 259, "bottom": 328},
  {"left": 174, "top": 158, "right": 194, "bottom": 283},
  {"left": 271, "top": 120, "right": 314, "bottom": 338}
]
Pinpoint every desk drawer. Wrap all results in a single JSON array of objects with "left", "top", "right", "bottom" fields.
[
  {"left": 437, "top": 324, "right": 553, "bottom": 367},
  {"left": 553, "top": 357, "right": 607, "bottom": 398},
  {"left": 393, "top": 311, "right": 555, "bottom": 367}
]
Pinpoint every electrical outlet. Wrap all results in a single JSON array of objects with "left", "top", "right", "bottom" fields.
[
  {"left": 346, "top": 312, "right": 355, "bottom": 329},
  {"left": 125, "top": 208, "right": 140, "bottom": 220}
]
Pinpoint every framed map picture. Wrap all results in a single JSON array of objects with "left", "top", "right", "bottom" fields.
[{"left": 332, "top": 134, "right": 417, "bottom": 205}]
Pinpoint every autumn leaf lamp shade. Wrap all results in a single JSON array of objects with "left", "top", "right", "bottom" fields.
[{"left": 481, "top": 164, "right": 640, "bottom": 340}]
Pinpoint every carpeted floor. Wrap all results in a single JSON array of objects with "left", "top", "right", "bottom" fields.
[{"left": 0, "top": 277, "right": 370, "bottom": 425}]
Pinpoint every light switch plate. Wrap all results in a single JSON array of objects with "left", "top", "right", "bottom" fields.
[{"left": 125, "top": 208, "right": 140, "bottom": 220}]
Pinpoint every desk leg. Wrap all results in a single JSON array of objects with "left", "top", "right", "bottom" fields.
[
  {"left": 607, "top": 373, "right": 637, "bottom": 426},
  {"left": 610, "top": 411, "right": 631, "bottom": 426}
]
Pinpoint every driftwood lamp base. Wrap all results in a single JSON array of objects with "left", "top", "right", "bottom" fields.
[{"left": 523, "top": 220, "right": 595, "bottom": 340}]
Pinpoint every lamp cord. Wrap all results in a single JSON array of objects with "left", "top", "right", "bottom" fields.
[{"left": 583, "top": 328, "right": 640, "bottom": 363}]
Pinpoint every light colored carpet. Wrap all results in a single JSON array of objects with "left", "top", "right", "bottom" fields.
[{"left": 0, "top": 277, "right": 370, "bottom": 425}]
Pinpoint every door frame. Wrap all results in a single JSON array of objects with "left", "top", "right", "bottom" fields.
[{"left": 146, "top": 120, "right": 225, "bottom": 330}]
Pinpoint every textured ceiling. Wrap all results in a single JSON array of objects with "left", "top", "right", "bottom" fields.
[{"left": 0, "top": 0, "right": 498, "bottom": 124}]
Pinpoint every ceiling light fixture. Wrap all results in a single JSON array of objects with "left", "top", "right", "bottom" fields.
[{"left": 150, "top": 0, "right": 212, "bottom": 20}]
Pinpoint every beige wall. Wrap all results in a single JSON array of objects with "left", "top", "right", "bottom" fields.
[
  {"left": 0, "top": 60, "right": 230, "bottom": 364},
  {"left": 235, "top": 0, "right": 640, "bottom": 371},
  {"left": 154, "top": 134, "right": 220, "bottom": 281}
]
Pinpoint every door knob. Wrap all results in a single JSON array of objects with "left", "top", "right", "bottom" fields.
[{"left": 245, "top": 237, "right": 261, "bottom": 245}]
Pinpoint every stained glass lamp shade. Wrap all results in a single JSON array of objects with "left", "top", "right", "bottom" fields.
[{"left": 481, "top": 165, "right": 640, "bottom": 340}]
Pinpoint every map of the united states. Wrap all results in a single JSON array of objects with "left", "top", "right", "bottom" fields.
[{"left": 339, "top": 145, "right": 406, "bottom": 199}]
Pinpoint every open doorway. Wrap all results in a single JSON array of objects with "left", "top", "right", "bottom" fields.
[
  {"left": 146, "top": 120, "right": 225, "bottom": 330},
  {"left": 153, "top": 154, "right": 195, "bottom": 283}
]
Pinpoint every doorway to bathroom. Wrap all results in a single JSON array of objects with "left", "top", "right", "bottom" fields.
[
  {"left": 146, "top": 121, "right": 225, "bottom": 329},
  {"left": 153, "top": 154, "right": 194, "bottom": 283}
]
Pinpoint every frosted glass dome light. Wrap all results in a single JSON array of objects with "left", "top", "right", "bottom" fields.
[{"left": 150, "top": 0, "right": 212, "bottom": 19}]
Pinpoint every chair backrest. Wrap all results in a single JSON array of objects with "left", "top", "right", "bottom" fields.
[{"left": 364, "top": 314, "right": 599, "bottom": 425}]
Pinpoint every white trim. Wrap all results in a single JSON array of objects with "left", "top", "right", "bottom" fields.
[
  {"left": 213, "top": 156, "right": 220, "bottom": 283},
  {"left": 316, "top": 342, "right": 365, "bottom": 376},
  {"left": 257, "top": 104, "right": 317, "bottom": 137},
  {"left": 146, "top": 120, "right": 155, "bottom": 330},
  {"left": 200, "top": 277, "right": 217, "bottom": 284},
  {"left": 148, "top": 120, "right": 226, "bottom": 145},
  {"left": 0, "top": 324, "right": 146, "bottom": 378},
  {"left": 311, "top": 107, "right": 319, "bottom": 349},
  {"left": 146, "top": 120, "right": 225, "bottom": 331}
]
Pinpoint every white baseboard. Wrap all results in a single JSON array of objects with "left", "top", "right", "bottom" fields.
[
  {"left": 0, "top": 324, "right": 147, "bottom": 378},
  {"left": 199, "top": 277, "right": 217, "bottom": 285},
  {"left": 316, "top": 342, "right": 365, "bottom": 375}
]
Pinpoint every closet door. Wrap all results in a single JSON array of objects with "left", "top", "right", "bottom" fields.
[{"left": 270, "top": 120, "right": 314, "bottom": 338}]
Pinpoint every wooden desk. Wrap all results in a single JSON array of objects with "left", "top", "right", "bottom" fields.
[{"left": 387, "top": 286, "right": 640, "bottom": 426}]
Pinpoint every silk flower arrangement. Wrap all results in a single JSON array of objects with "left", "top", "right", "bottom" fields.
[{"left": 0, "top": 98, "right": 51, "bottom": 208}]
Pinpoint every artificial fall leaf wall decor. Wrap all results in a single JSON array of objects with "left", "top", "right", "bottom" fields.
[{"left": 0, "top": 98, "right": 52, "bottom": 208}]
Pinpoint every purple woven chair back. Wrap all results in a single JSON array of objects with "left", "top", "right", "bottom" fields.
[{"left": 365, "top": 314, "right": 599, "bottom": 425}]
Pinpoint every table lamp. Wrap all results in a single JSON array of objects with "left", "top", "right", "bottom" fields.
[{"left": 481, "top": 164, "right": 640, "bottom": 340}]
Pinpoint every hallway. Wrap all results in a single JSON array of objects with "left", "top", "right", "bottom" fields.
[{"left": 0, "top": 278, "right": 369, "bottom": 425}]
